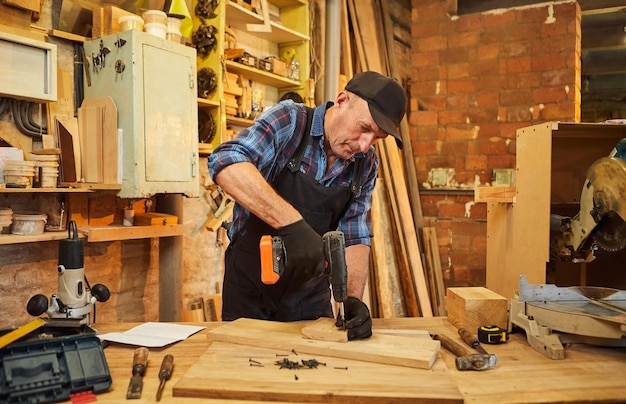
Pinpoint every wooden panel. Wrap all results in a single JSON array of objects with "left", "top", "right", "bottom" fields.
[
  {"left": 486, "top": 122, "right": 553, "bottom": 299},
  {"left": 174, "top": 341, "right": 461, "bottom": 403},
  {"left": 205, "top": 318, "right": 440, "bottom": 370}
]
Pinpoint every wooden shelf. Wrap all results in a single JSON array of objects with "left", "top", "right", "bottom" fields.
[
  {"left": 0, "top": 231, "right": 74, "bottom": 245},
  {"left": 0, "top": 224, "right": 184, "bottom": 244},
  {"left": 0, "top": 187, "right": 94, "bottom": 193},
  {"left": 198, "top": 98, "right": 220, "bottom": 108},
  {"left": 227, "top": 116, "right": 255, "bottom": 127},
  {"left": 81, "top": 224, "right": 184, "bottom": 242},
  {"left": 226, "top": 2, "right": 309, "bottom": 44},
  {"left": 225, "top": 60, "right": 300, "bottom": 88}
]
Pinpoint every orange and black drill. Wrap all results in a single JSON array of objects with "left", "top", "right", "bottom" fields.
[{"left": 260, "top": 230, "right": 348, "bottom": 325}]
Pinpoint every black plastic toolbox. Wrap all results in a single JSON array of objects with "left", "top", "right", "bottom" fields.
[{"left": 0, "top": 328, "right": 111, "bottom": 403}]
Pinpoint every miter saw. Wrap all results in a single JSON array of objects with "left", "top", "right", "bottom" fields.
[
  {"left": 510, "top": 275, "right": 626, "bottom": 359},
  {"left": 550, "top": 138, "right": 626, "bottom": 263},
  {"left": 26, "top": 221, "right": 110, "bottom": 328}
]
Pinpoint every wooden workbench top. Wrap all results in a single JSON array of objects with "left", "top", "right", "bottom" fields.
[{"left": 87, "top": 318, "right": 625, "bottom": 403}]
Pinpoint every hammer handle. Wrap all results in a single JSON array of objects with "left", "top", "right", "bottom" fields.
[{"left": 433, "top": 334, "right": 471, "bottom": 357}]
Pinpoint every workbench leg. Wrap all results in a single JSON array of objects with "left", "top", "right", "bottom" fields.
[{"left": 158, "top": 194, "right": 183, "bottom": 321}]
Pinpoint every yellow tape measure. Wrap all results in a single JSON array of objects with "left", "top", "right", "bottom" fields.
[
  {"left": 0, "top": 318, "right": 46, "bottom": 349},
  {"left": 478, "top": 325, "right": 509, "bottom": 344}
]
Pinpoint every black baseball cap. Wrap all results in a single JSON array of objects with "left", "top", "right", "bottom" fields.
[{"left": 345, "top": 71, "right": 407, "bottom": 148}]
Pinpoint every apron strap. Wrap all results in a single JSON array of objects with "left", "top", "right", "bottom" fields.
[{"left": 287, "top": 106, "right": 314, "bottom": 173}]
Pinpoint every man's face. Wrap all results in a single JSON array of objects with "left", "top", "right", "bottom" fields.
[{"left": 326, "top": 92, "right": 389, "bottom": 160}]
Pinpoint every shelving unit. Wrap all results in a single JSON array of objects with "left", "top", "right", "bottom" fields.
[{"left": 194, "top": 0, "right": 310, "bottom": 151}]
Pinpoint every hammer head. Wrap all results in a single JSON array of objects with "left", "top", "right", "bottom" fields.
[{"left": 455, "top": 354, "right": 497, "bottom": 371}]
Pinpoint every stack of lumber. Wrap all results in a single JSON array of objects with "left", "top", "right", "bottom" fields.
[{"left": 342, "top": 1, "right": 446, "bottom": 318}]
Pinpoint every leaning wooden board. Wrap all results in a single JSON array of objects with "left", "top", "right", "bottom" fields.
[
  {"left": 173, "top": 342, "right": 462, "bottom": 402},
  {"left": 202, "top": 318, "right": 440, "bottom": 369}
]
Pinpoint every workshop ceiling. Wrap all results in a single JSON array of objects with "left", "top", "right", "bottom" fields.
[{"left": 458, "top": 0, "right": 626, "bottom": 119}]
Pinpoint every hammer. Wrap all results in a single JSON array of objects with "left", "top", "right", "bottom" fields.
[{"left": 432, "top": 334, "right": 497, "bottom": 371}]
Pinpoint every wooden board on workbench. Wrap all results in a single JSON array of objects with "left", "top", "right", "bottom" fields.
[
  {"left": 205, "top": 318, "right": 440, "bottom": 369},
  {"left": 173, "top": 341, "right": 462, "bottom": 403}
]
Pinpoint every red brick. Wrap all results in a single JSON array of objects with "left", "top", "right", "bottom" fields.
[
  {"left": 472, "top": 235, "right": 487, "bottom": 251},
  {"left": 446, "top": 125, "right": 476, "bottom": 140},
  {"left": 505, "top": 106, "right": 533, "bottom": 122},
  {"left": 501, "top": 41, "right": 531, "bottom": 58},
  {"left": 505, "top": 56, "right": 531, "bottom": 74},
  {"left": 540, "top": 20, "right": 567, "bottom": 37},
  {"left": 448, "top": 31, "right": 478, "bottom": 48},
  {"left": 482, "top": 10, "right": 515, "bottom": 28},
  {"left": 540, "top": 102, "right": 576, "bottom": 121},
  {"left": 446, "top": 94, "right": 469, "bottom": 108},
  {"left": 476, "top": 138, "right": 507, "bottom": 155},
  {"left": 412, "top": 21, "right": 442, "bottom": 38},
  {"left": 469, "top": 59, "right": 499, "bottom": 77},
  {"left": 438, "top": 201, "right": 467, "bottom": 218},
  {"left": 540, "top": 68, "right": 576, "bottom": 87},
  {"left": 418, "top": 35, "right": 448, "bottom": 52},
  {"left": 413, "top": 110, "right": 438, "bottom": 126},
  {"left": 414, "top": 124, "right": 438, "bottom": 140},
  {"left": 414, "top": 140, "right": 439, "bottom": 155},
  {"left": 468, "top": 202, "right": 487, "bottom": 219},
  {"left": 476, "top": 123, "right": 500, "bottom": 139},
  {"left": 532, "top": 54, "right": 566, "bottom": 72},
  {"left": 447, "top": 63, "right": 470, "bottom": 80},
  {"left": 487, "top": 154, "right": 516, "bottom": 169},
  {"left": 500, "top": 89, "right": 533, "bottom": 106},
  {"left": 474, "top": 92, "right": 499, "bottom": 107},
  {"left": 448, "top": 79, "right": 476, "bottom": 94},
  {"left": 440, "top": 48, "right": 472, "bottom": 65},
  {"left": 419, "top": 95, "right": 446, "bottom": 110},
  {"left": 467, "top": 107, "right": 497, "bottom": 123},
  {"left": 451, "top": 234, "right": 470, "bottom": 250},
  {"left": 475, "top": 75, "right": 507, "bottom": 92},
  {"left": 477, "top": 43, "right": 499, "bottom": 60},
  {"left": 417, "top": 65, "right": 443, "bottom": 81},
  {"left": 441, "top": 140, "right": 468, "bottom": 156},
  {"left": 533, "top": 86, "right": 567, "bottom": 103},
  {"left": 507, "top": 72, "right": 541, "bottom": 89},
  {"left": 412, "top": 51, "right": 439, "bottom": 69},
  {"left": 426, "top": 155, "right": 456, "bottom": 169},
  {"left": 465, "top": 155, "right": 487, "bottom": 170},
  {"left": 505, "top": 23, "right": 542, "bottom": 42},
  {"left": 451, "top": 13, "right": 483, "bottom": 32},
  {"left": 439, "top": 110, "right": 467, "bottom": 125},
  {"left": 412, "top": 80, "right": 441, "bottom": 96}
]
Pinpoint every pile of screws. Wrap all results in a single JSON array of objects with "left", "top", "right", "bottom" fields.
[{"left": 273, "top": 358, "right": 327, "bottom": 370}]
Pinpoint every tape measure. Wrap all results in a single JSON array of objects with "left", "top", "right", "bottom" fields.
[{"left": 478, "top": 325, "right": 509, "bottom": 344}]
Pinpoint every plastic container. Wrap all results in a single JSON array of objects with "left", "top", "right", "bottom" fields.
[
  {"left": 119, "top": 15, "right": 144, "bottom": 31},
  {"left": 0, "top": 207, "right": 12, "bottom": 232},
  {"left": 142, "top": 10, "right": 167, "bottom": 25},
  {"left": 167, "top": 16, "right": 182, "bottom": 43},
  {"left": 11, "top": 212, "right": 47, "bottom": 235},
  {"left": 144, "top": 22, "right": 167, "bottom": 39}
]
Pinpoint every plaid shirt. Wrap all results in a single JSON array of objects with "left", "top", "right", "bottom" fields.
[{"left": 207, "top": 101, "right": 379, "bottom": 247}]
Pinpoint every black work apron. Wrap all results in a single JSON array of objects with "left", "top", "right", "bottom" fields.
[{"left": 222, "top": 107, "right": 363, "bottom": 322}]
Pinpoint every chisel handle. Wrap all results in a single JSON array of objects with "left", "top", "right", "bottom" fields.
[{"left": 132, "top": 347, "right": 149, "bottom": 376}]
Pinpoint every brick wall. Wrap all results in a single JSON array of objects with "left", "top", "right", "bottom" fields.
[{"left": 410, "top": 1, "right": 581, "bottom": 286}]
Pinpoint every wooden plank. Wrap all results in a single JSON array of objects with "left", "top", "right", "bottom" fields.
[
  {"left": 83, "top": 224, "right": 184, "bottom": 242},
  {"left": 81, "top": 96, "right": 118, "bottom": 184},
  {"left": 425, "top": 227, "right": 447, "bottom": 316},
  {"left": 174, "top": 341, "right": 461, "bottom": 403},
  {"left": 206, "top": 318, "right": 440, "bottom": 370},
  {"left": 78, "top": 104, "right": 103, "bottom": 183},
  {"left": 475, "top": 186, "right": 516, "bottom": 203},
  {"left": 371, "top": 181, "right": 406, "bottom": 317},
  {"left": 301, "top": 317, "right": 348, "bottom": 342}
]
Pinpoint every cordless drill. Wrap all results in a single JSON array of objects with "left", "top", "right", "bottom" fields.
[{"left": 260, "top": 230, "right": 348, "bottom": 325}]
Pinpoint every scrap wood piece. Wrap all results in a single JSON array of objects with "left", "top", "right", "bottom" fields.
[
  {"left": 301, "top": 318, "right": 348, "bottom": 342},
  {"left": 206, "top": 317, "right": 440, "bottom": 370}
]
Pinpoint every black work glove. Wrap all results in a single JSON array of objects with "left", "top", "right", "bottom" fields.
[
  {"left": 277, "top": 219, "right": 325, "bottom": 279},
  {"left": 336, "top": 296, "right": 372, "bottom": 341}
]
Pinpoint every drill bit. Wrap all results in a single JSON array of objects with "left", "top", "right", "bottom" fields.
[{"left": 156, "top": 354, "right": 174, "bottom": 401}]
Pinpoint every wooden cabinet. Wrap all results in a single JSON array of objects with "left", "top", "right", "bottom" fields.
[
  {"left": 482, "top": 122, "right": 626, "bottom": 299},
  {"left": 194, "top": 0, "right": 311, "bottom": 153}
]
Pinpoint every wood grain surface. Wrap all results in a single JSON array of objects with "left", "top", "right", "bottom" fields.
[
  {"left": 204, "top": 318, "right": 440, "bottom": 369},
  {"left": 173, "top": 341, "right": 461, "bottom": 403}
]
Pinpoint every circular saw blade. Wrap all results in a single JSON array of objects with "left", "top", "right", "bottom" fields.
[{"left": 592, "top": 211, "right": 626, "bottom": 251}]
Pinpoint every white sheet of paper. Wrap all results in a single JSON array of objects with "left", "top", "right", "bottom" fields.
[{"left": 98, "top": 322, "right": 205, "bottom": 347}]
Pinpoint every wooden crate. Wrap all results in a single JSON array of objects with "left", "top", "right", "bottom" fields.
[{"left": 134, "top": 212, "right": 178, "bottom": 226}]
